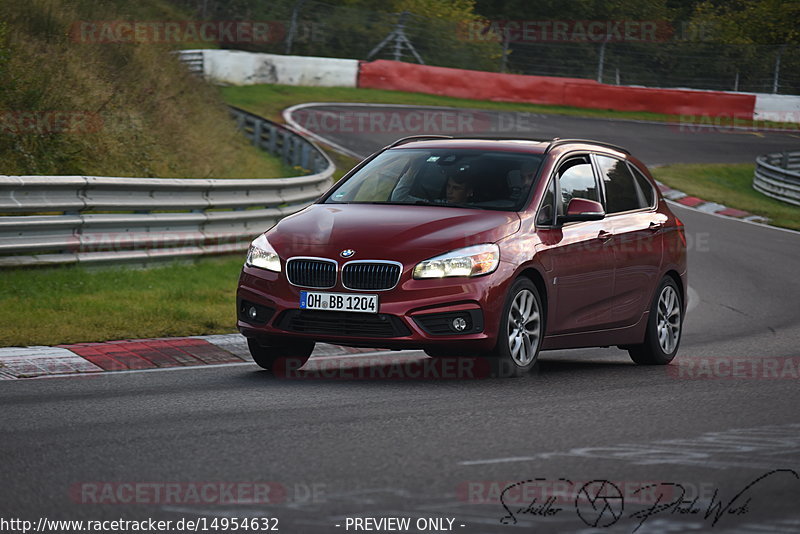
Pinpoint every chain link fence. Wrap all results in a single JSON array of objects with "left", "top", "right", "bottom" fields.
[
  {"left": 507, "top": 41, "right": 799, "bottom": 94},
  {"left": 174, "top": 0, "right": 800, "bottom": 95}
]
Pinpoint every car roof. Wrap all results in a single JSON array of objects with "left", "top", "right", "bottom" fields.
[
  {"left": 390, "top": 138, "right": 550, "bottom": 154},
  {"left": 386, "top": 136, "right": 629, "bottom": 156}
]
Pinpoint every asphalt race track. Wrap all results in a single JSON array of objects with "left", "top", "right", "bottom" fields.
[
  {"left": 2, "top": 105, "right": 800, "bottom": 534},
  {"left": 286, "top": 103, "right": 800, "bottom": 165}
]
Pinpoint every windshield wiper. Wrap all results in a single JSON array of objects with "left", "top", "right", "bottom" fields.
[{"left": 412, "top": 200, "right": 479, "bottom": 209}]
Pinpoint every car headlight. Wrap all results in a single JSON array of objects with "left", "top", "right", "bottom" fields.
[
  {"left": 245, "top": 234, "right": 281, "bottom": 272},
  {"left": 413, "top": 244, "right": 499, "bottom": 279}
]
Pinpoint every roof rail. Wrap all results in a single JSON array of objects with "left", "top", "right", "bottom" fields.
[
  {"left": 449, "top": 136, "right": 552, "bottom": 143},
  {"left": 386, "top": 135, "right": 453, "bottom": 148},
  {"left": 545, "top": 138, "right": 630, "bottom": 154}
]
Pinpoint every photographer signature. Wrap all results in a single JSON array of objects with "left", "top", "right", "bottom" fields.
[{"left": 498, "top": 469, "right": 798, "bottom": 531}]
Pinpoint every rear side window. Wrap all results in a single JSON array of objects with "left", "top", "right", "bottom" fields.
[
  {"left": 629, "top": 163, "right": 656, "bottom": 208},
  {"left": 595, "top": 155, "right": 649, "bottom": 214}
]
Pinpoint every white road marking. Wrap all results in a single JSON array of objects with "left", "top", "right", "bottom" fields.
[
  {"left": 458, "top": 423, "right": 800, "bottom": 470},
  {"left": 20, "top": 360, "right": 257, "bottom": 380},
  {"left": 283, "top": 103, "right": 367, "bottom": 159}
]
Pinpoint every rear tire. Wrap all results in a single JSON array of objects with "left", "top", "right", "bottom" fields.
[
  {"left": 247, "top": 337, "right": 315, "bottom": 371},
  {"left": 490, "top": 278, "right": 544, "bottom": 378},
  {"left": 628, "top": 277, "right": 682, "bottom": 365}
]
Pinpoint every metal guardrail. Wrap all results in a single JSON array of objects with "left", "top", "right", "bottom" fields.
[
  {"left": 753, "top": 151, "right": 800, "bottom": 207},
  {"left": 0, "top": 108, "right": 334, "bottom": 267},
  {"left": 178, "top": 50, "right": 204, "bottom": 76}
]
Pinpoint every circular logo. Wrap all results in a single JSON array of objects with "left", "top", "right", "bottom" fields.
[
  {"left": 575, "top": 480, "right": 624, "bottom": 528},
  {"left": 340, "top": 249, "right": 355, "bottom": 258}
]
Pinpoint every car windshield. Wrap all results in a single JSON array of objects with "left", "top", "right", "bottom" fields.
[{"left": 324, "top": 148, "right": 544, "bottom": 211}]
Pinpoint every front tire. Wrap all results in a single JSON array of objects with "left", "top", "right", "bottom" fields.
[
  {"left": 424, "top": 349, "right": 454, "bottom": 358},
  {"left": 490, "top": 278, "right": 544, "bottom": 378},
  {"left": 247, "top": 337, "right": 315, "bottom": 371},
  {"left": 628, "top": 277, "right": 683, "bottom": 365}
]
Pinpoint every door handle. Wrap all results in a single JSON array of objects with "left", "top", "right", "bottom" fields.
[
  {"left": 597, "top": 230, "right": 613, "bottom": 242},
  {"left": 649, "top": 222, "right": 663, "bottom": 232}
]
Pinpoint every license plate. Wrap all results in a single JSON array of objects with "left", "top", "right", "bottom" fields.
[{"left": 299, "top": 291, "right": 378, "bottom": 314}]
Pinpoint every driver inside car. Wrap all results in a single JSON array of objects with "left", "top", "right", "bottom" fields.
[
  {"left": 391, "top": 162, "right": 474, "bottom": 205},
  {"left": 444, "top": 172, "right": 475, "bottom": 203}
]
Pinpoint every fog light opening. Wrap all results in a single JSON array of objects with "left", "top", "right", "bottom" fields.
[
  {"left": 238, "top": 300, "right": 275, "bottom": 325},
  {"left": 451, "top": 316, "right": 468, "bottom": 332}
]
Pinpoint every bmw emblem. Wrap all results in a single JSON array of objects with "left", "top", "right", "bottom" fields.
[{"left": 340, "top": 249, "right": 355, "bottom": 258}]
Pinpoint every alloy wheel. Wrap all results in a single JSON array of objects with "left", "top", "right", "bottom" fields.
[
  {"left": 507, "top": 289, "right": 541, "bottom": 366},
  {"left": 657, "top": 285, "right": 681, "bottom": 354}
]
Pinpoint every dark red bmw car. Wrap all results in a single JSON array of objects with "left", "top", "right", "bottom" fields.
[{"left": 236, "top": 137, "right": 687, "bottom": 377}]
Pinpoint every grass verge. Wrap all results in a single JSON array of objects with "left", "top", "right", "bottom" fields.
[
  {"left": 652, "top": 163, "right": 800, "bottom": 231},
  {"left": 0, "top": 257, "right": 244, "bottom": 347},
  {"left": 0, "top": 0, "right": 296, "bottom": 179}
]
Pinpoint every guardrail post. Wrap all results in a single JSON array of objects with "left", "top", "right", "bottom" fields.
[
  {"left": 282, "top": 130, "right": 291, "bottom": 165},
  {"left": 253, "top": 120, "right": 262, "bottom": 148},
  {"left": 268, "top": 123, "right": 277, "bottom": 154},
  {"left": 781, "top": 151, "right": 789, "bottom": 169},
  {"left": 257, "top": 120, "right": 269, "bottom": 151},
  {"left": 301, "top": 143, "right": 311, "bottom": 170},
  {"left": 292, "top": 137, "right": 302, "bottom": 167},
  {"left": 772, "top": 45, "right": 786, "bottom": 94}
]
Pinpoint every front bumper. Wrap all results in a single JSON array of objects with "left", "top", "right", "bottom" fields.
[{"left": 236, "top": 262, "right": 515, "bottom": 351}]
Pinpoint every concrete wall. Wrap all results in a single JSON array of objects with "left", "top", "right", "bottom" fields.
[
  {"left": 358, "top": 60, "right": 758, "bottom": 119},
  {"left": 754, "top": 94, "right": 800, "bottom": 122},
  {"left": 190, "top": 49, "right": 358, "bottom": 87},
  {"left": 183, "top": 50, "right": 800, "bottom": 123}
]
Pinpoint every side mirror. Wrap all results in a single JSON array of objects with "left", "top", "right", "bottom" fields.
[{"left": 557, "top": 198, "right": 605, "bottom": 224}]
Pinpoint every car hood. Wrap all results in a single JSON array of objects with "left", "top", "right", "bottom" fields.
[{"left": 267, "top": 204, "right": 520, "bottom": 260}]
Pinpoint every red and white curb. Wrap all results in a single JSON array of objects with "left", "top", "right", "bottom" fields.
[
  {"left": 0, "top": 334, "right": 378, "bottom": 380},
  {"left": 656, "top": 182, "right": 770, "bottom": 224}
]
